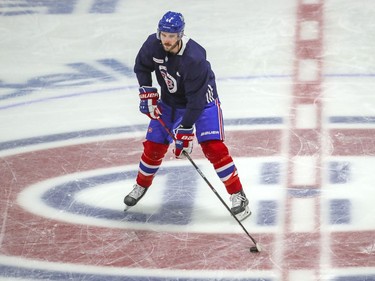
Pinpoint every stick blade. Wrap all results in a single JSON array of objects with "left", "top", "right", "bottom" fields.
[{"left": 250, "top": 243, "right": 262, "bottom": 253}]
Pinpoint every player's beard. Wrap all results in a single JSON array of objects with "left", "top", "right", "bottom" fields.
[{"left": 163, "top": 40, "right": 180, "bottom": 54}]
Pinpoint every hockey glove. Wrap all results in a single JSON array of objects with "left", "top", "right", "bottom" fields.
[
  {"left": 139, "top": 86, "right": 161, "bottom": 120},
  {"left": 174, "top": 125, "right": 194, "bottom": 159}
]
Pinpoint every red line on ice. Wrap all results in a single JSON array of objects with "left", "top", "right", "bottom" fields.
[{"left": 283, "top": 0, "right": 325, "bottom": 280}]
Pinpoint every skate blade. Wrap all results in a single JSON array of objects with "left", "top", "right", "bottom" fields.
[
  {"left": 124, "top": 205, "right": 133, "bottom": 212},
  {"left": 235, "top": 206, "right": 251, "bottom": 221}
]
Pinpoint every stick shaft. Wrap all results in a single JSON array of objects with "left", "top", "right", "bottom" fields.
[{"left": 157, "top": 118, "right": 258, "bottom": 246}]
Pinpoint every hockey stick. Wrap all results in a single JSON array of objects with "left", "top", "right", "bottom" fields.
[{"left": 157, "top": 117, "right": 262, "bottom": 253}]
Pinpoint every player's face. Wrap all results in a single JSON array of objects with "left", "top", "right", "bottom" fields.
[{"left": 160, "top": 31, "right": 180, "bottom": 53}]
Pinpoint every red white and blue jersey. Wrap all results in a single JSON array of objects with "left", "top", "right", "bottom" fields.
[{"left": 134, "top": 34, "right": 219, "bottom": 128}]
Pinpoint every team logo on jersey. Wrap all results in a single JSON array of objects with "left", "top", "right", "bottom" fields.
[{"left": 159, "top": 65, "right": 177, "bottom": 93}]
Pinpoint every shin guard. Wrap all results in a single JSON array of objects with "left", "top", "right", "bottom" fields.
[
  {"left": 201, "top": 140, "right": 243, "bottom": 194},
  {"left": 136, "top": 140, "right": 169, "bottom": 188}
]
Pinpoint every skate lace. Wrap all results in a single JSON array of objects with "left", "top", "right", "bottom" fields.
[
  {"left": 129, "top": 184, "right": 145, "bottom": 199},
  {"left": 230, "top": 192, "right": 246, "bottom": 207}
]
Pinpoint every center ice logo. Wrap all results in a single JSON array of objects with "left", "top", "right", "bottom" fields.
[{"left": 2, "top": 120, "right": 374, "bottom": 279}]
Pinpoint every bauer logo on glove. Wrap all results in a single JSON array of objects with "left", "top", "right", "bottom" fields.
[
  {"left": 174, "top": 125, "right": 194, "bottom": 159},
  {"left": 139, "top": 86, "right": 162, "bottom": 119}
]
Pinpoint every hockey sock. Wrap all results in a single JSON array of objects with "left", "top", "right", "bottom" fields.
[
  {"left": 200, "top": 140, "right": 243, "bottom": 194},
  {"left": 136, "top": 140, "right": 169, "bottom": 188}
]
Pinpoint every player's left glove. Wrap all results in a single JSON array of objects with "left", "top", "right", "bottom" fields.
[{"left": 174, "top": 125, "right": 194, "bottom": 159}]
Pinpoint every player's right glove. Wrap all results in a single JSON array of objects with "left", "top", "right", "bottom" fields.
[{"left": 139, "top": 86, "right": 161, "bottom": 120}]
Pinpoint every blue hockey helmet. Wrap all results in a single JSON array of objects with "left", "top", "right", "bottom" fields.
[{"left": 157, "top": 11, "right": 185, "bottom": 39}]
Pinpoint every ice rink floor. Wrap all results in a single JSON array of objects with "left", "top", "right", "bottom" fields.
[{"left": 0, "top": 0, "right": 374, "bottom": 280}]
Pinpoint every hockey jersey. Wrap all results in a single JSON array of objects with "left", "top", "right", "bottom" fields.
[{"left": 134, "top": 34, "right": 218, "bottom": 128}]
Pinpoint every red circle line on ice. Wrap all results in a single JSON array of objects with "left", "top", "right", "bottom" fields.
[{"left": 1, "top": 122, "right": 374, "bottom": 279}]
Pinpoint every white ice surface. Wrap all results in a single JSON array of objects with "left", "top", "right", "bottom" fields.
[{"left": 1, "top": 0, "right": 374, "bottom": 280}]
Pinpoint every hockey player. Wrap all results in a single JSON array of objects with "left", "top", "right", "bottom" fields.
[{"left": 124, "top": 11, "right": 251, "bottom": 221}]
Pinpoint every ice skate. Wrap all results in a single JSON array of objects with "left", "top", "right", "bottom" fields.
[
  {"left": 230, "top": 190, "right": 251, "bottom": 221},
  {"left": 124, "top": 184, "right": 148, "bottom": 211}
]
